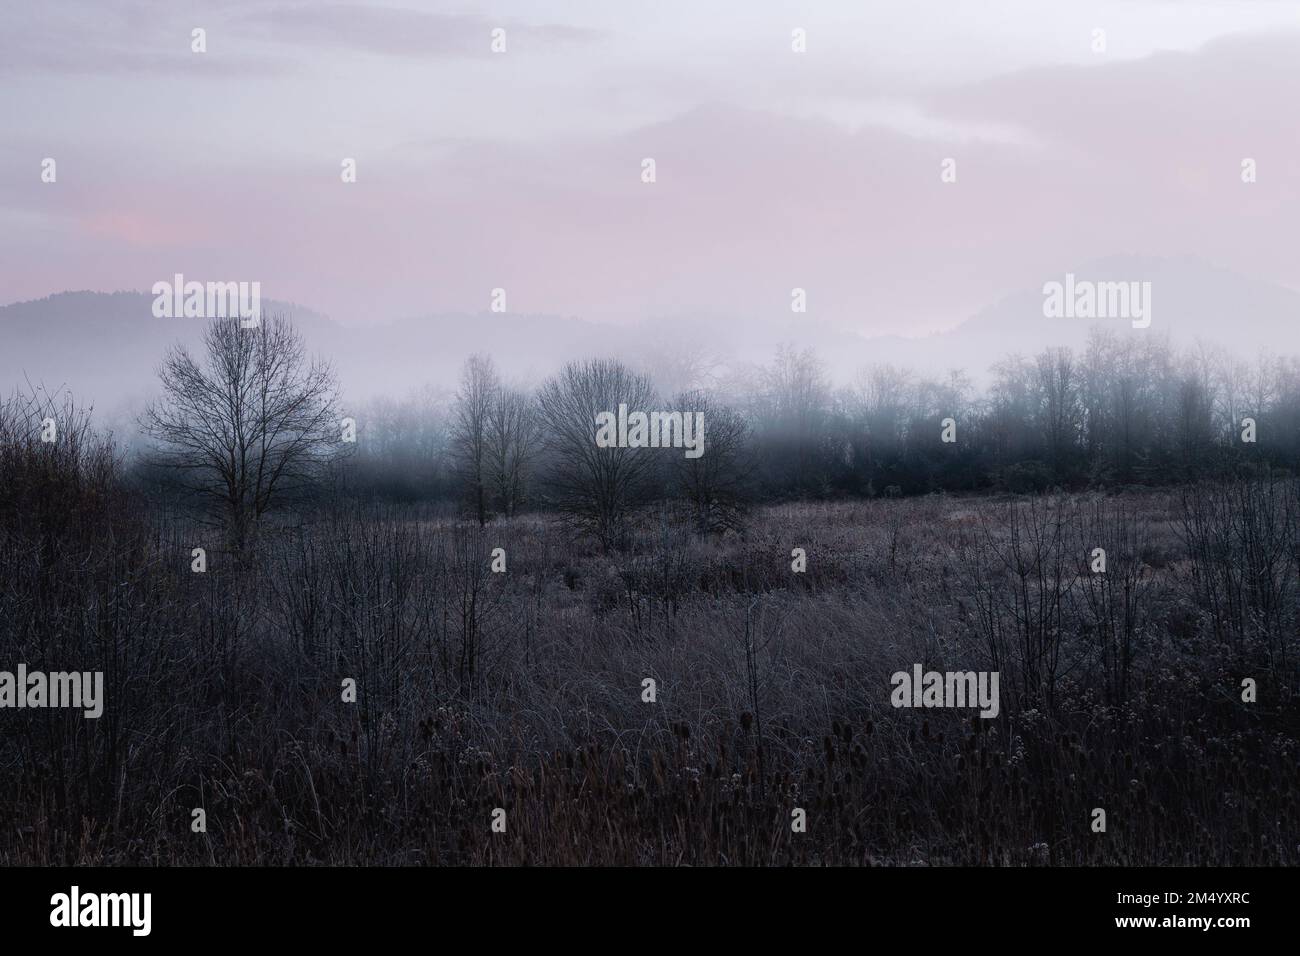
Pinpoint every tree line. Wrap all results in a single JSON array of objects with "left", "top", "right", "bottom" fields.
[
  {"left": 127, "top": 316, "right": 1300, "bottom": 550},
  {"left": 349, "top": 327, "right": 1300, "bottom": 509}
]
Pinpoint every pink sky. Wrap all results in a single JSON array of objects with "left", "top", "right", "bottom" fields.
[{"left": 2, "top": 1, "right": 1298, "bottom": 334}]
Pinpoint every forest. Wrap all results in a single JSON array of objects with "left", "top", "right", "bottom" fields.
[{"left": 341, "top": 325, "right": 1300, "bottom": 518}]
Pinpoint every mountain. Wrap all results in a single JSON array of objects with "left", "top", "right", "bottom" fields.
[
  {"left": 3, "top": 257, "right": 1299, "bottom": 422},
  {"left": 0, "top": 291, "right": 613, "bottom": 416},
  {"left": 853, "top": 255, "right": 1300, "bottom": 379}
]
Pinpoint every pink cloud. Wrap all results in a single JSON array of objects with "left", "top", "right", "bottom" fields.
[{"left": 6, "top": 31, "right": 1299, "bottom": 336}]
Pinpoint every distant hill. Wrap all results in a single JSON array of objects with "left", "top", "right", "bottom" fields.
[
  {"left": 898, "top": 255, "right": 1300, "bottom": 376},
  {"left": 608, "top": 255, "right": 1300, "bottom": 383},
  {"left": 0, "top": 290, "right": 615, "bottom": 414},
  {"left": 3, "top": 257, "right": 1299, "bottom": 421}
]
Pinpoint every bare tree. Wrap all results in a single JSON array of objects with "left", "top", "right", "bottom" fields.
[
  {"left": 450, "top": 355, "right": 499, "bottom": 526},
  {"left": 347, "top": 385, "right": 453, "bottom": 500},
  {"left": 669, "top": 390, "right": 752, "bottom": 535},
  {"left": 486, "top": 385, "right": 541, "bottom": 517},
  {"left": 1033, "top": 346, "right": 1081, "bottom": 481},
  {"left": 142, "top": 314, "right": 340, "bottom": 550},
  {"left": 753, "top": 345, "right": 832, "bottom": 493},
  {"left": 639, "top": 342, "right": 721, "bottom": 398},
  {"left": 536, "top": 358, "right": 658, "bottom": 550},
  {"left": 986, "top": 354, "right": 1036, "bottom": 465}
]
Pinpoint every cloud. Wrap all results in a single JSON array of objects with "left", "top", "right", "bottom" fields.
[
  {"left": 924, "top": 31, "right": 1300, "bottom": 153},
  {"left": 0, "top": 1, "right": 285, "bottom": 76},
  {"left": 4, "top": 27, "right": 1298, "bottom": 339},
  {"left": 0, "top": 1, "right": 598, "bottom": 76},
  {"left": 237, "top": 3, "right": 601, "bottom": 58}
]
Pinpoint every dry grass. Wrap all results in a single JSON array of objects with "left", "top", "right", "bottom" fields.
[{"left": 1, "top": 412, "right": 1296, "bottom": 865}]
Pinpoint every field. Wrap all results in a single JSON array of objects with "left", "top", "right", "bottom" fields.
[{"left": 3, "top": 448, "right": 1297, "bottom": 865}]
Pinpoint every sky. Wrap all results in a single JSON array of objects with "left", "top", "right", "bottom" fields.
[{"left": 2, "top": 0, "right": 1299, "bottom": 335}]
